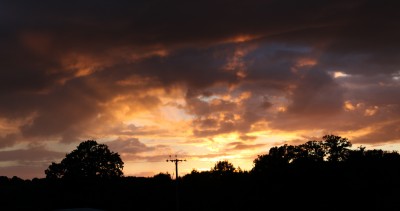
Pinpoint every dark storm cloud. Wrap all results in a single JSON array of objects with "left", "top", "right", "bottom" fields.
[
  {"left": 244, "top": 43, "right": 312, "bottom": 84},
  {"left": 18, "top": 78, "right": 108, "bottom": 142},
  {"left": 1, "top": 0, "right": 398, "bottom": 91},
  {"left": 0, "top": 0, "right": 357, "bottom": 47},
  {"left": 286, "top": 69, "right": 345, "bottom": 116},
  {"left": 1, "top": 0, "right": 399, "bottom": 74},
  {"left": 0, "top": 0, "right": 400, "bottom": 148},
  {"left": 129, "top": 47, "right": 239, "bottom": 88},
  {"left": 344, "top": 76, "right": 400, "bottom": 105}
]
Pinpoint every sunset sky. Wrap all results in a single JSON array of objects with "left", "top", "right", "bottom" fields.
[{"left": 1, "top": 0, "right": 400, "bottom": 179}]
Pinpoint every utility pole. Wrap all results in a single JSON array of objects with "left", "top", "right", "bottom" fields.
[
  {"left": 166, "top": 155, "right": 186, "bottom": 180},
  {"left": 166, "top": 155, "right": 186, "bottom": 211}
]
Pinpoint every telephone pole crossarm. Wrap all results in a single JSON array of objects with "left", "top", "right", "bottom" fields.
[{"left": 166, "top": 156, "right": 186, "bottom": 180}]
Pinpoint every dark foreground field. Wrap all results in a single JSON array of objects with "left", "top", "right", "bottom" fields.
[{"left": 1, "top": 170, "right": 399, "bottom": 211}]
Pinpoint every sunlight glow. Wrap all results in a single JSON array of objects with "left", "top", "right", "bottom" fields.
[
  {"left": 291, "top": 58, "right": 317, "bottom": 73},
  {"left": 339, "top": 127, "right": 375, "bottom": 141},
  {"left": 228, "top": 34, "right": 261, "bottom": 43},
  {"left": 344, "top": 101, "right": 356, "bottom": 111},
  {"left": 332, "top": 71, "right": 350, "bottom": 78},
  {"left": 277, "top": 106, "right": 287, "bottom": 112},
  {"left": 0, "top": 119, "right": 18, "bottom": 134},
  {"left": 296, "top": 58, "right": 317, "bottom": 67},
  {"left": 129, "top": 49, "right": 168, "bottom": 61},
  {"left": 211, "top": 133, "right": 241, "bottom": 144},
  {"left": 392, "top": 71, "right": 400, "bottom": 80},
  {"left": 364, "top": 106, "right": 379, "bottom": 116}
]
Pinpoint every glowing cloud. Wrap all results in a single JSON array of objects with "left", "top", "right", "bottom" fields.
[{"left": 1, "top": 0, "right": 400, "bottom": 179}]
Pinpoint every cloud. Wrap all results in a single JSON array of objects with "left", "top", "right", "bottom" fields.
[
  {"left": 226, "top": 142, "right": 266, "bottom": 151},
  {"left": 0, "top": 133, "right": 19, "bottom": 149},
  {"left": 352, "top": 120, "right": 400, "bottom": 144},
  {"left": 0, "top": 144, "right": 65, "bottom": 178},
  {"left": 185, "top": 88, "right": 270, "bottom": 138},
  {"left": 1, "top": 0, "right": 400, "bottom": 178},
  {"left": 0, "top": 145, "right": 64, "bottom": 162},
  {"left": 107, "top": 138, "right": 155, "bottom": 154}
]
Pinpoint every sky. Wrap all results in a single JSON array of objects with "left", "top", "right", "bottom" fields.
[{"left": 1, "top": 0, "right": 400, "bottom": 179}]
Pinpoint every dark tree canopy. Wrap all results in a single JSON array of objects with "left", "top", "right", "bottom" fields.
[
  {"left": 45, "top": 140, "right": 124, "bottom": 180},
  {"left": 211, "top": 160, "right": 236, "bottom": 176},
  {"left": 252, "top": 135, "right": 353, "bottom": 175},
  {"left": 322, "top": 134, "right": 352, "bottom": 162}
]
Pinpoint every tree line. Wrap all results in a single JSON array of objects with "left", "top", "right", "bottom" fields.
[{"left": 1, "top": 135, "right": 399, "bottom": 211}]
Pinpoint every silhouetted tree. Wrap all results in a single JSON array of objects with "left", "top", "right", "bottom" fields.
[
  {"left": 252, "top": 144, "right": 297, "bottom": 176},
  {"left": 45, "top": 140, "right": 124, "bottom": 180},
  {"left": 211, "top": 160, "right": 236, "bottom": 176},
  {"left": 45, "top": 162, "right": 65, "bottom": 179},
  {"left": 252, "top": 135, "right": 353, "bottom": 176},
  {"left": 322, "top": 134, "right": 351, "bottom": 162},
  {"left": 11, "top": 176, "right": 24, "bottom": 183},
  {"left": 153, "top": 172, "right": 172, "bottom": 182},
  {"left": 0, "top": 176, "right": 9, "bottom": 184},
  {"left": 296, "top": 140, "right": 326, "bottom": 163}
]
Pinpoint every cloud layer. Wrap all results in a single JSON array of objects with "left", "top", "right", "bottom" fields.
[{"left": 1, "top": 0, "right": 400, "bottom": 178}]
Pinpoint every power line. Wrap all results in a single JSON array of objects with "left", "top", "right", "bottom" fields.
[
  {"left": 166, "top": 155, "right": 186, "bottom": 180},
  {"left": 166, "top": 155, "right": 186, "bottom": 211}
]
